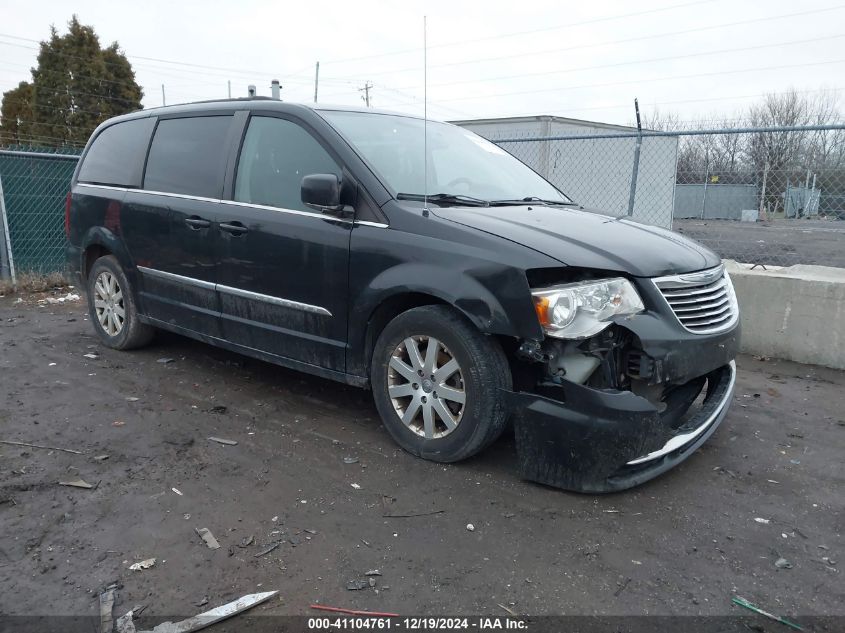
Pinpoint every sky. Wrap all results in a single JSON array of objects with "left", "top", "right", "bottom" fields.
[{"left": 1, "top": 0, "right": 843, "bottom": 127}]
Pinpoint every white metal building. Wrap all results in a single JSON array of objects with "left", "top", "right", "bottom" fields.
[{"left": 451, "top": 115, "right": 679, "bottom": 229}]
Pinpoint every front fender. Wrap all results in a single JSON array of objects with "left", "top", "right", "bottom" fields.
[{"left": 363, "top": 262, "right": 514, "bottom": 334}]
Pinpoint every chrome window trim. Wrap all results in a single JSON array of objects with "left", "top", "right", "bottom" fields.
[
  {"left": 652, "top": 265, "right": 739, "bottom": 335},
  {"left": 354, "top": 220, "right": 390, "bottom": 228},
  {"left": 74, "top": 183, "right": 388, "bottom": 227},
  {"left": 626, "top": 360, "right": 736, "bottom": 465},
  {"left": 76, "top": 183, "right": 128, "bottom": 193},
  {"left": 222, "top": 199, "right": 334, "bottom": 221},
  {"left": 137, "top": 266, "right": 332, "bottom": 317}
]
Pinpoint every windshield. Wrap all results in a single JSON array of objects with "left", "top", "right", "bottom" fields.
[{"left": 320, "top": 111, "right": 571, "bottom": 204}]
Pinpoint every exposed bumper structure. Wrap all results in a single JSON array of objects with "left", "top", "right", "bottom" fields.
[{"left": 507, "top": 361, "right": 736, "bottom": 493}]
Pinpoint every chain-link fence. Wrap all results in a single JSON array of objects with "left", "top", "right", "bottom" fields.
[
  {"left": 481, "top": 124, "right": 845, "bottom": 268},
  {"left": 1, "top": 124, "right": 844, "bottom": 283},
  {"left": 0, "top": 148, "right": 81, "bottom": 281}
]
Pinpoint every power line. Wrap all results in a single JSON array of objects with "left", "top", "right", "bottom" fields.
[
  {"left": 321, "top": 0, "right": 720, "bottom": 64},
  {"left": 401, "top": 33, "right": 845, "bottom": 91},
  {"left": 322, "top": 6, "right": 845, "bottom": 81},
  {"left": 481, "top": 87, "right": 845, "bottom": 122},
  {"left": 389, "top": 58, "right": 845, "bottom": 107},
  {"left": 0, "top": 32, "right": 320, "bottom": 82}
]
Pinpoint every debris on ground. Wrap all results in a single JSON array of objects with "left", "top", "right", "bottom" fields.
[
  {"left": 346, "top": 579, "right": 371, "bottom": 591},
  {"left": 253, "top": 542, "right": 281, "bottom": 557},
  {"left": 171, "top": 487, "right": 183, "bottom": 496},
  {"left": 126, "top": 396, "right": 140, "bottom": 402},
  {"left": 343, "top": 456, "right": 359, "bottom": 464},
  {"left": 0, "top": 439, "right": 82, "bottom": 454},
  {"left": 121, "top": 590, "right": 278, "bottom": 633},
  {"left": 195, "top": 527, "right": 220, "bottom": 549},
  {"left": 157, "top": 357, "right": 175, "bottom": 364},
  {"left": 383, "top": 509, "right": 445, "bottom": 518},
  {"left": 208, "top": 436, "right": 238, "bottom": 446},
  {"left": 365, "top": 569, "right": 382, "bottom": 576},
  {"left": 99, "top": 582, "right": 118, "bottom": 633},
  {"left": 775, "top": 557, "right": 793, "bottom": 569},
  {"left": 112, "top": 420, "right": 126, "bottom": 427},
  {"left": 58, "top": 478, "right": 94, "bottom": 489},
  {"left": 614, "top": 577, "right": 632, "bottom": 597},
  {"left": 497, "top": 603, "right": 518, "bottom": 616},
  {"left": 45, "top": 293, "right": 80, "bottom": 304},
  {"left": 209, "top": 405, "right": 228, "bottom": 414},
  {"left": 84, "top": 353, "right": 100, "bottom": 360},
  {"left": 754, "top": 517, "right": 770, "bottom": 524},
  {"left": 195, "top": 596, "right": 209, "bottom": 607},
  {"left": 466, "top": 523, "right": 475, "bottom": 532},
  {"left": 238, "top": 535, "right": 255, "bottom": 548},
  {"left": 128, "top": 558, "right": 156, "bottom": 571},
  {"left": 350, "top": 483, "right": 361, "bottom": 489},
  {"left": 310, "top": 604, "right": 400, "bottom": 617},
  {"left": 731, "top": 595, "right": 803, "bottom": 630}
]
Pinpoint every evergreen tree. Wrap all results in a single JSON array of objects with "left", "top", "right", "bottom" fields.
[
  {"left": 0, "top": 15, "right": 143, "bottom": 148},
  {"left": 0, "top": 81, "right": 34, "bottom": 146}
]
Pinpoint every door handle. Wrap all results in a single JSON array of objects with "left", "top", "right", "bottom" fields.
[
  {"left": 184, "top": 216, "right": 211, "bottom": 229},
  {"left": 219, "top": 221, "right": 248, "bottom": 236}
]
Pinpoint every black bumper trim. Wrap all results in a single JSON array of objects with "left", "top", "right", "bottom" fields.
[{"left": 505, "top": 362, "right": 736, "bottom": 493}]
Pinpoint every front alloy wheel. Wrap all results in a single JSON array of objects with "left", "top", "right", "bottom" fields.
[
  {"left": 371, "top": 305, "right": 512, "bottom": 463},
  {"left": 388, "top": 336, "right": 466, "bottom": 439}
]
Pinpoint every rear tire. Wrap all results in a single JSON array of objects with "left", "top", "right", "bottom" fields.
[
  {"left": 86, "top": 255, "right": 154, "bottom": 350},
  {"left": 371, "top": 305, "right": 512, "bottom": 462}
]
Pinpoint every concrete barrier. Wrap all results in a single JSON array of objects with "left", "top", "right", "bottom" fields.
[{"left": 724, "top": 260, "right": 845, "bottom": 369}]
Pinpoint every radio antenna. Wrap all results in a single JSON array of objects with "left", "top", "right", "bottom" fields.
[{"left": 423, "top": 15, "right": 428, "bottom": 213}]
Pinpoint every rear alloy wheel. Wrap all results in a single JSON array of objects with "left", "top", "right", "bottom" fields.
[
  {"left": 93, "top": 270, "right": 125, "bottom": 336},
  {"left": 86, "top": 255, "right": 154, "bottom": 350},
  {"left": 372, "top": 305, "right": 511, "bottom": 463}
]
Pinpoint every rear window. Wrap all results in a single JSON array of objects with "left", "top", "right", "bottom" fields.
[
  {"left": 143, "top": 116, "right": 232, "bottom": 198},
  {"left": 77, "top": 117, "right": 156, "bottom": 187}
]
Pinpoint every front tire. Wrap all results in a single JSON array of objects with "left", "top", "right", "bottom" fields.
[
  {"left": 371, "top": 305, "right": 512, "bottom": 462},
  {"left": 86, "top": 255, "right": 153, "bottom": 350}
]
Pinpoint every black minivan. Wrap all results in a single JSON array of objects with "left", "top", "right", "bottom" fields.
[{"left": 67, "top": 98, "right": 739, "bottom": 492}]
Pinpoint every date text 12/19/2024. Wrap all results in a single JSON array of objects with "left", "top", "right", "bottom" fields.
[{"left": 308, "top": 617, "right": 528, "bottom": 630}]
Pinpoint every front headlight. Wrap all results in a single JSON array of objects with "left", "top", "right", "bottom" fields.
[{"left": 531, "top": 278, "right": 644, "bottom": 339}]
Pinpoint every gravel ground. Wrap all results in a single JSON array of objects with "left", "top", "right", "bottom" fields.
[
  {"left": 673, "top": 218, "right": 845, "bottom": 268},
  {"left": 0, "top": 290, "right": 843, "bottom": 628}
]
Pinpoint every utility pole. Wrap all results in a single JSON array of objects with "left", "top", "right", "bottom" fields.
[
  {"left": 314, "top": 62, "right": 320, "bottom": 103},
  {"left": 161, "top": 84, "right": 166, "bottom": 106},
  {"left": 359, "top": 81, "right": 373, "bottom": 107},
  {"left": 626, "top": 98, "right": 641, "bottom": 217}
]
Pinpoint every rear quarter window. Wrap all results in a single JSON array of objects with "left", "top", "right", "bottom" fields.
[
  {"left": 77, "top": 117, "right": 156, "bottom": 187},
  {"left": 143, "top": 116, "right": 233, "bottom": 198}
]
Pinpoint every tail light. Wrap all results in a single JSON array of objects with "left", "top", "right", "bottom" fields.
[{"left": 64, "top": 192, "right": 72, "bottom": 238}]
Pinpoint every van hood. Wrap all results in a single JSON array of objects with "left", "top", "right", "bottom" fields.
[{"left": 431, "top": 205, "right": 720, "bottom": 277}]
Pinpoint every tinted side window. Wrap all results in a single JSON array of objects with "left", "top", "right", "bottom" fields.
[
  {"left": 235, "top": 117, "right": 340, "bottom": 212},
  {"left": 78, "top": 118, "right": 156, "bottom": 187},
  {"left": 144, "top": 116, "right": 232, "bottom": 198}
]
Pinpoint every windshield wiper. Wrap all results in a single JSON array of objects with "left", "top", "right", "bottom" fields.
[
  {"left": 396, "top": 192, "right": 490, "bottom": 207},
  {"left": 490, "top": 196, "right": 578, "bottom": 207}
]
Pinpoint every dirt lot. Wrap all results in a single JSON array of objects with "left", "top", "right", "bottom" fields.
[
  {"left": 673, "top": 218, "right": 845, "bottom": 268},
  {"left": 0, "top": 290, "right": 843, "bottom": 627}
]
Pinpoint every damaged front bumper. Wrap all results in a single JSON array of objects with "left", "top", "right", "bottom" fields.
[{"left": 506, "top": 360, "right": 736, "bottom": 493}]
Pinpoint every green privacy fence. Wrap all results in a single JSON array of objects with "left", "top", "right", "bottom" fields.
[{"left": 0, "top": 148, "right": 82, "bottom": 278}]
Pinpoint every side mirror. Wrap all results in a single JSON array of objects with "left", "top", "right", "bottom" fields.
[{"left": 301, "top": 174, "right": 342, "bottom": 213}]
